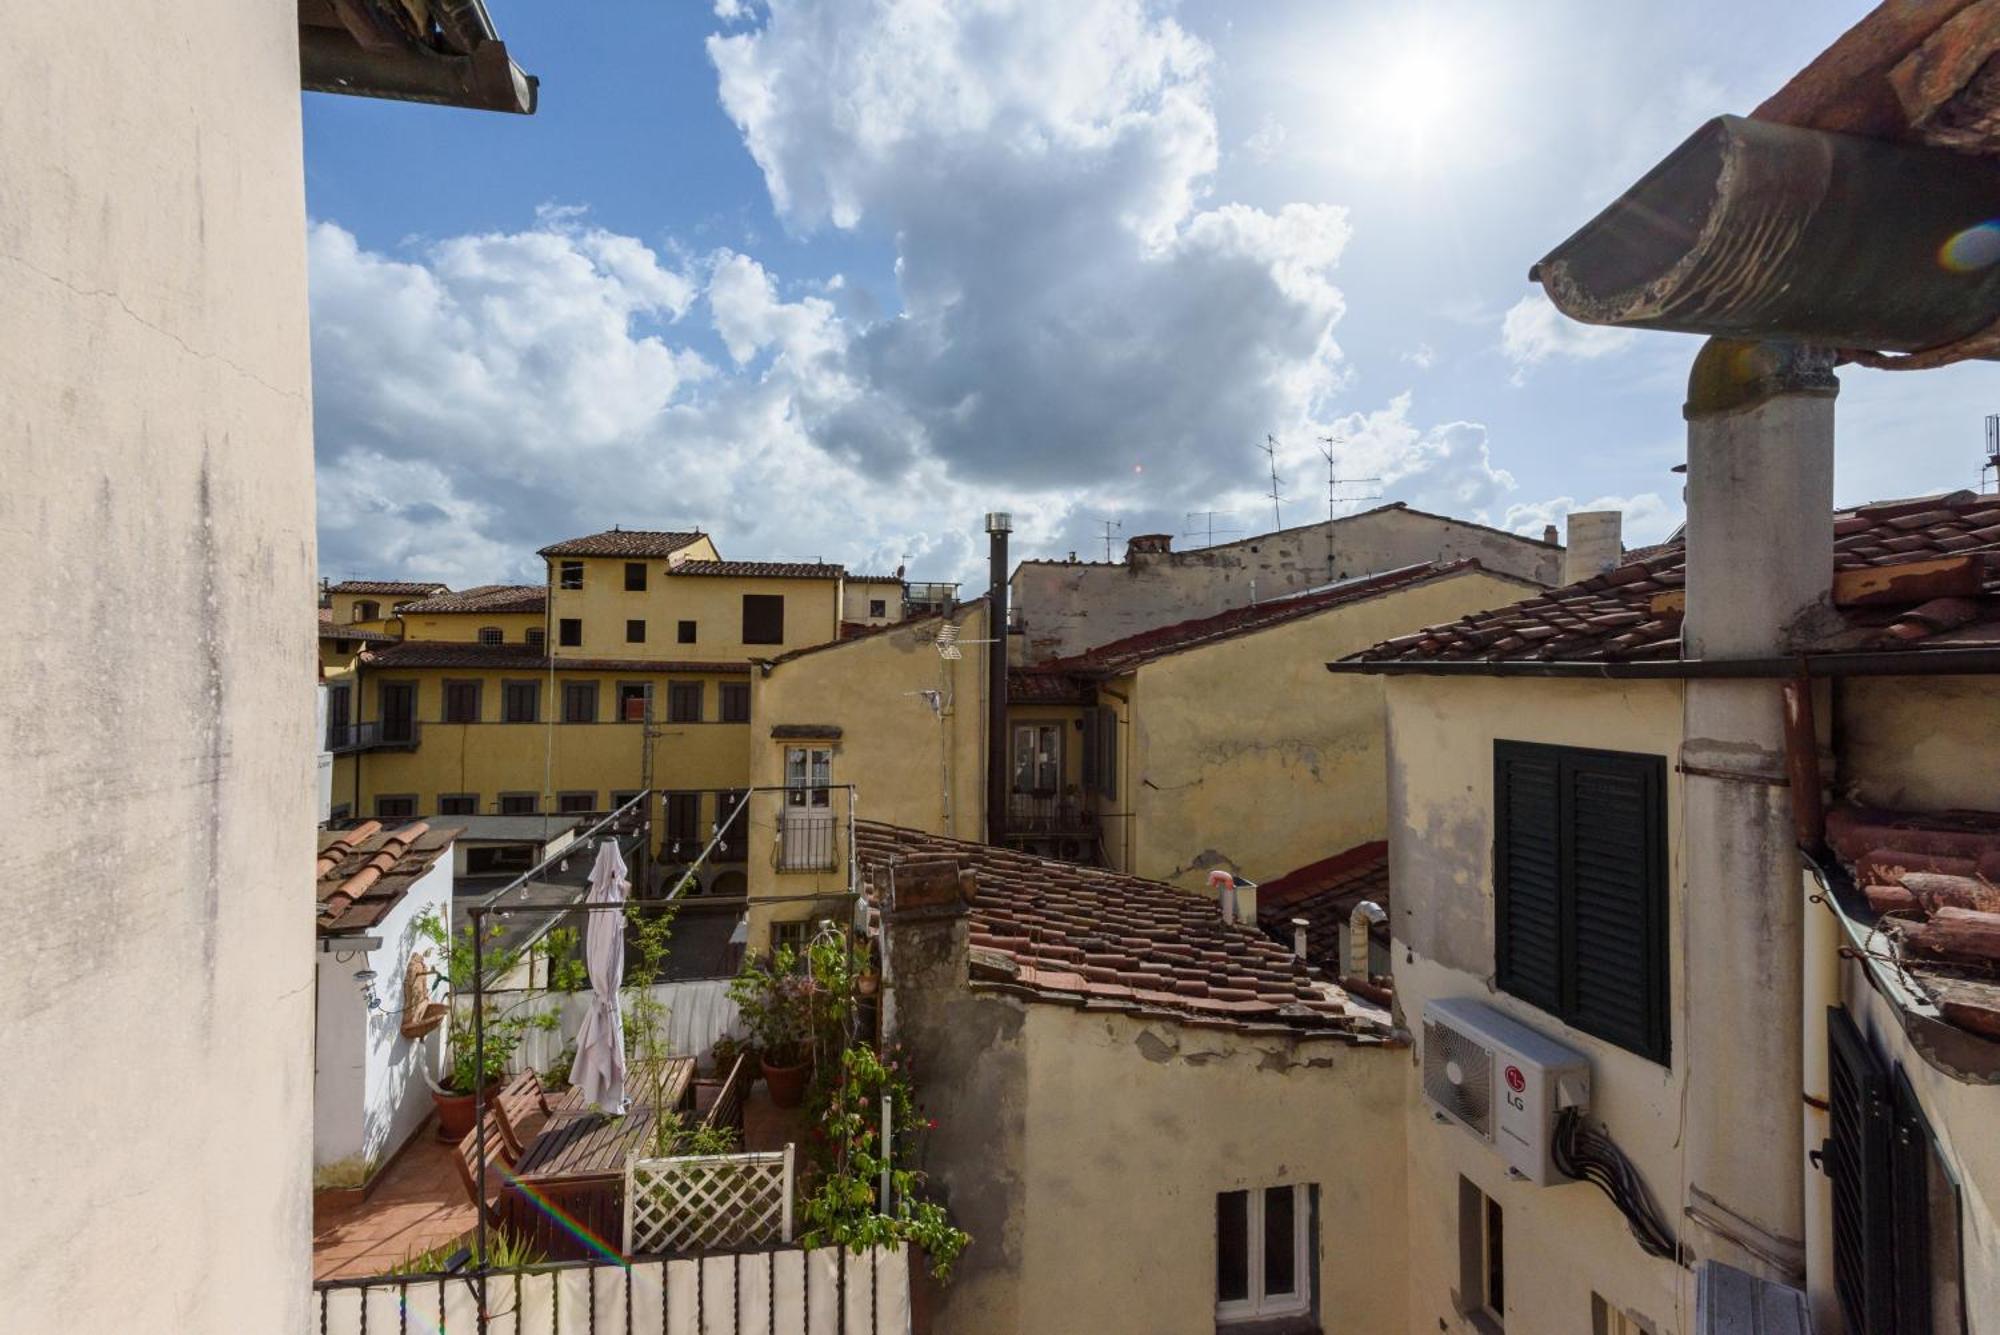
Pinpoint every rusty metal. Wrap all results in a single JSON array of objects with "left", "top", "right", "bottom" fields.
[
  {"left": 1675, "top": 761, "right": 1789, "bottom": 787},
  {"left": 1781, "top": 675, "right": 1827, "bottom": 856},
  {"left": 1888, "top": 0, "right": 2000, "bottom": 152},
  {"left": 1532, "top": 115, "right": 2000, "bottom": 355},
  {"left": 300, "top": 0, "right": 537, "bottom": 114},
  {"left": 1325, "top": 644, "right": 2000, "bottom": 679}
]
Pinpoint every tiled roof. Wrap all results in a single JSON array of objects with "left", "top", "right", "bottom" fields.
[
  {"left": 765, "top": 598, "right": 989, "bottom": 667},
  {"left": 1826, "top": 803, "right": 2000, "bottom": 1043},
  {"left": 846, "top": 573, "right": 904, "bottom": 584},
  {"left": 1008, "top": 667, "right": 1090, "bottom": 704},
  {"left": 328, "top": 580, "right": 449, "bottom": 596},
  {"left": 360, "top": 641, "right": 751, "bottom": 673},
  {"left": 1349, "top": 491, "right": 2000, "bottom": 666},
  {"left": 316, "top": 821, "right": 460, "bottom": 935},
  {"left": 537, "top": 529, "right": 706, "bottom": 558},
  {"left": 317, "top": 609, "right": 399, "bottom": 643},
  {"left": 396, "top": 584, "right": 546, "bottom": 615},
  {"left": 1036, "top": 560, "right": 1535, "bottom": 678},
  {"left": 669, "top": 560, "right": 844, "bottom": 580},
  {"left": 1255, "top": 842, "right": 1390, "bottom": 980},
  {"left": 855, "top": 822, "right": 1393, "bottom": 1039}
]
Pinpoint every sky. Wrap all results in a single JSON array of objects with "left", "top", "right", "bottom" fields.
[{"left": 303, "top": 0, "right": 2000, "bottom": 587}]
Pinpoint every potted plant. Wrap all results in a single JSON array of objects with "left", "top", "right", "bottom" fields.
[
  {"left": 730, "top": 945, "right": 816, "bottom": 1107},
  {"left": 415, "top": 908, "right": 580, "bottom": 1140}
]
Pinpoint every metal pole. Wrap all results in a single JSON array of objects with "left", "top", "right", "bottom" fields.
[
  {"left": 879, "top": 1093, "right": 892, "bottom": 1214},
  {"left": 984, "top": 512, "right": 1011, "bottom": 846},
  {"left": 471, "top": 904, "right": 489, "bottom": 1331}
]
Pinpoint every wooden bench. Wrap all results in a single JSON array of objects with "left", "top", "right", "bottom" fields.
[
  {"left": 494, "top": 1070, "right": 588, "bottom": 1157},
  {"left": 452, "top": 1109, "right": 516, "bottom": 1223},
  {"left": 701, "top": 1053, "right": 749, "bottom": 1135}
]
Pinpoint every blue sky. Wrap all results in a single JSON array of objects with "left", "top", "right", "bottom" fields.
[{"left": 304, "top": 1, "right": 2000, "bottom": 586}]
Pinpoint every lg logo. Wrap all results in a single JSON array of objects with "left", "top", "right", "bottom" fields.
[{"left": 1504, "top": 1064, "right": 1527, "bottom": 1113}]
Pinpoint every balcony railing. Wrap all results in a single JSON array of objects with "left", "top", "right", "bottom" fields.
[
  {"left": 1007, "top": 791, "right": 1090, "bottom": 833},
  {"left": 325, "top": 720, "right": 422, "bottom": 753}
]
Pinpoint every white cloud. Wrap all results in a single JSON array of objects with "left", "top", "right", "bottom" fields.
[
  {"left": 1501, "top": 492, "right": 1681, "bottom": 547},
  {"left": 1500, "top": 292, "right": 1636, "bottom": 383},
  {"left": 1401, "top": 342, "right": 1436, "bottom": 370},
  {"left": 1242, "top": 114, "right": 1287, "bottom": 163}
]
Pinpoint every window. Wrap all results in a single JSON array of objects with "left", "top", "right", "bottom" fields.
[
  {"left": 780, "top": 746, "right": 835, "bottom": 870},
  {"left": 1493, "top": 741, "right": 1669, "bottom": 1063},
  {"left": 330, "top": 803, "right": 352, "bottom": 821},
  {"left": 626, "top": 618, "right": 647, "bottom": 644},
  {"left": 526, "top": 626, "right": 545, "bottom": 650},
  {"left": 1080, "top": 706, "right": 1118, "bottom": 799},
  {"left": 502, "top": 681, "right": 539, "bottom": 724},
  {"left": 334, "top": 637, "right": 353, "bottom": 654},
  {"left": 559, "top": 560, "right": 584, "bottom": 589},
  {"left": 468, "top": 844, "right": 535, "bottom": 874},
  {"left": 678, "top": 619, "right": 697, "bottom": 644},
  {"left": 1591, "top": 1294, "right": 1656, "bottom": 1335},
  {"left": 719, "top": 681, "right": 751, "bottom": 723},
  {"left": 352, "top": 600, "right": 379, "bottom": 623},
  {"left": 769, "top": 919, "right": 811, "bottom": 954},
  {"left": 1011, "top": 723, "right": 1062, "bottom": 793},
  {"left": 610, "top": 790, "right": 643, "bottom": 816},
  {"left": 478, "top": 626, "right": 503, "bottom": 646},
  {"left": 558, "top": 618, "right": 582, "bottom": 647},
  {"left": 1828, "top": 1007, "right": 1966, "bottom": 1335},
  {"left": 378, "top": 682, "right": 418, "bottom": 744},
  {"left": 669, "top": 681, "right": 703, "bottom": 723},
  {"left": 742, "top": 593, "right": 785, "bottom": 645},
  {"left": 664, "top": 792, "right": 703, "bottom": 850},
  {"left": 498, "top": 793, "right": 539, "bottom": 815},
  {"left": 562, "top": 680, "right": 599, "bottom": 724},
  {"left": 868, "top": 598, "right": 887, "bottom": 618},
  {"left": 1458, "top": 1178, "right": 1505, "bottom": 1330},
  {"left": 715, "top": 789, "right": 748, "bottom": 858},
  {"left": 618, "top": 682, "right": 651, "bottom": 722},
  {"left": 437, "top": 794, "right": 478, "bottom": 816},
  {"left": 375, "top": 794, "right": 417, "bottom": 821},
  {"left": 325, "top": 683, "right": 351, "bottom": 749},
  {"left": 624, "top": 561, "right": 647, "bottom": 592},
  {"left": 1216, "top": 1184, "right": 1313, "bottom": 1323},
  {"left": 557, "top": 791, "right": 597, "bottom": 815},
  {"left": 441, "top": 680, "right": 481, "bottom": 724}
]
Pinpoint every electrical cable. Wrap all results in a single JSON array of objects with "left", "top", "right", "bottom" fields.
[{"left": 1554, "top": 1106, "right": 1682, "bottom": 1263}]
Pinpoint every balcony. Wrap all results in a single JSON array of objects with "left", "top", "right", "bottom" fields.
[
  {"left": 1007, "top": 791, "right": 1090, "bottom": 834},
  {"left": 325, "top": 720, "right": 422, "bottom": 754}
]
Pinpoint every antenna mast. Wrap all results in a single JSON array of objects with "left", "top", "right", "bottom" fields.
[
  {"left": 1316, "top": 434, "right": 1381, "bottom": 583},
  {"left": 1985, "top": 414, "right": 2000, "bottom": 493},
  {"left": 1098, "top": 518, "right": 1123, "bottom": 563},
  {"left": 1183, "top": 510, "right": 1239, "bottom": 549},
  {"left": 1262, "top": 435, "right": 1286, "bottom": 532}
]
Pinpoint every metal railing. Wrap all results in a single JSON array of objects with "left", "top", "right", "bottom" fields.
[
  {"left": 1006, "top": 791, "right": 1090, "bottom": 833},
  {"left": 325, "top": 719, "right": 422, "bottom": 753}
]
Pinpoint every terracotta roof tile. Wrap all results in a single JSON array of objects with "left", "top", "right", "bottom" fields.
[
  {"left": 1256, "top": 843, "right": 1391, "bottom": 980},
  {"left": 360, "top": 641, "right": 751, "bottom": 673},
  {"left": 396, "top": 584, "right": 546, "bottom": 615},
  {"left": 317, "top": 609, "right": 399, "bottom": 643},
  {"left": 328, "top": 580, "right": 449, "bottom": 596},
  {"left": 316, "top": 822, "right": 461, "bottom": 935},
  {"left": 537, "top": 529, "right": 706, "bottom": 558},
  {"left": 1349, "top": 491, "right": 2000, "bottom": 665},
  {"left": 855, "top": 822, "right": 1392, "bottom": 1039},
  {"left": 669, "top": 560, "right": 844, "bottom": 580}
]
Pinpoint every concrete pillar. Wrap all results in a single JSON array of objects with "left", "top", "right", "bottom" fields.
[
  {"left": 1678, "top": 338, "right": 1837, "bottom": 1282},
  {"left": 1562, "top": 510, "right": 1624, "bottom": 584}
]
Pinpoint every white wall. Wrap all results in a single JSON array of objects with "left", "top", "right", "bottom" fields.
[
  {"left": 0, "top": 4, "right": 314, "bottom": 1330},
  {"left": 489, "top": 979, "right": 747, "bottom": 1077},
  {"left": 314, "top": 860, "right": 453, "bottom": 1169}
]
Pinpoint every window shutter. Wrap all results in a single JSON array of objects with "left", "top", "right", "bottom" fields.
[
  {"left": 1889, "top": 1073, "right": 1936, "bottom": 1335},
  {"left": 1098, "top": 707, "right": 1117, "bottom": 798},
  {"left": 1080, "top": 712, "right": 1099, "bottom": 788},
  {"left": 1494, "top": 744, "right": 1563, "bottom": 1014},
  {"left": 1828, "top": 1006, "right": 1894, "bottom": 1335},
  {"left": 1563, "top": 751, "right": 1666, "bottom": 1060}
]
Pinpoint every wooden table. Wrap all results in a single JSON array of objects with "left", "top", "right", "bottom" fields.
[{"left": 499, "top": 1056, "right": 697, "bottom": 1259}]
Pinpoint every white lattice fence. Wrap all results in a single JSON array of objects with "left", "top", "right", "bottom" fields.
[{"left": 627, "top": 1146, "right": 796, "bottom": 1255}]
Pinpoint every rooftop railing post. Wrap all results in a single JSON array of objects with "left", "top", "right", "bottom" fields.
[{"left": 471, "top": 903, "right": 489, "bottom": 1332}]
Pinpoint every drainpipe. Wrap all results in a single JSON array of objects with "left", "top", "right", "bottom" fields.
[
  {"left": 985, "top": 513, "right": 1012, "bottom": 846},
  {"left": 1678, "top": 337, "right": 1836, "bottom": 1283}
]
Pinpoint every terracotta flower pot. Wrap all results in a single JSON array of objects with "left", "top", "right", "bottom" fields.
[
  {"left": 430, "top": 1083, "right": 497, "bottom": 1141},
  {"left": 761, "top": 1056, "right": 810, "bottom": 1108}
]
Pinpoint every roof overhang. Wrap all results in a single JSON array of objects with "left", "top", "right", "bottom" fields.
[{"left": 299, "top": 0, "right": 537, "bottom": 115}]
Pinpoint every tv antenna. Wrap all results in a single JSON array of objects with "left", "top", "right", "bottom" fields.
[
  {"left": 1183, "top": 510, "right": 1240, "bottom": 549},
  {"left": 1261, "top": 435, "right": 1287, "bottom": 531},
  {"left": 1984, "top": 414, "right": 2000, "bottom": 493},
  {"left": 1317, "top": 434, "right": 1381, "bottom": 516},
  {"left": 1096, "top": 518, "right": 1123, "bottom": 563},
  {"left": 932, "top": 622, "right": 999, "bottom": 661}
]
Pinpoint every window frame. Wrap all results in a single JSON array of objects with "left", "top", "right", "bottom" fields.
[
  {"left": 557, "top": 790, "right": 598, "bottom": 815},
  {"left": 1457, "top": 1176, "right": 1505, "bottom": 1331},
  {"left": 668, "top": 680, "right": 704, "bottom": 724},
  {"left": 1493, "top": 739, "right": 1670, "bottom": 1065},
  {"left": 497, "top": 792, "right": 540, "bottom": 816},
  {"left": 1011, "top": 722, "right": 1062, "bottom": 793},
  {"left": 617, "top": 681, "right": 651, "bottom": 722},
  {"left": 868, "top": 598, "right": 887, "bottom": 618},
  {"left": 624, "top": 561, "right": 647, "bottom": 592},
  {"left": 437, "top": 794, "right": 478, "bottom": 816},
  {"left": 626, "top": 618, "right": 647, "bottom": 644},
  {"left": 719, "top": 681, "right": 751, "bottom": 723},
  {"left": 558, "top": 617, "right": 583, "bottom": 647},
  {"left": 664, "top": 791, "right": 703, "bottom": 848},
  {"left": 501, "top": 679, "right": 540, "bottom": 724},
  {"left": 352, "top": 600, "right": 379, "bottom": 623},
  {"left": 374, "top": 794, "right": 418, "bottom": 821},
  {"left": 559, "top": 560, "right": 584, "bottom": 590},
  {"left": 325, "top": 682, "right": 352, "bottom": 748},
  {"left": 526, "top": 626, "right": 546, "bottom": 651},
  {"left": 769, "top": 919, "right": 812, "bottom": 955},
  {"left": 742, "top": 593, "right": 785, "bottom": 645},
  {"left": 477, "top": 626, "right": 503, "bottom": 646},
  {"left": 1215, "top": 1183, "right": 1313, "bottom": 1324},
  {"left": 678, "top": 619, "right": 697, "bottom": 644},
  {"left": 562, "top": 679, "right": 600, "bottom": 724},
  {"left": 441, "top": 678, "right": 482, "bottom": 724}
]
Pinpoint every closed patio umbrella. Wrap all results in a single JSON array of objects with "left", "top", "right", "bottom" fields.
[{"left": 569, "top": 840, "right": 629, "bottom": 1112}]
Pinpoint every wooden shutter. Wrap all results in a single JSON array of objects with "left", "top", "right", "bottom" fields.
[
  {"left": 1094, "top": 706, "right": 1118, "bottom": 798},
  {"left": 1080, "top": 711, "right": 1099, "bottom": 789},
  {"left": 1494, "top": 743, "right": 1563, "bottom": 1015},
  {"left": 1563, "top": 750, "right": 1667, "bottom": 1061},
  {"left": 1828, "top": 1006, "right": 1894, "bottom": 1335}
]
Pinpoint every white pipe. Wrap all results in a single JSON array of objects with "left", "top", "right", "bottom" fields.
[
  {"left": 1347, "top": 900, "right": 1386, "bottom": 980},
  {"left": 1291, "top": 916, "right": 1308, "bottom": 960},
  {"left": 1209, "top": 869, "right": 1236, "bottom": 924},
  {"left": 1801, "top": 865, "right": 1838, "bottom": 1330}
]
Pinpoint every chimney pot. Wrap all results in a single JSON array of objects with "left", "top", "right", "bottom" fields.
[
  {"left": 984, "top": 512, "right": 1013, "bottom": 535},
  {"left": 1542, "top": 523, "right": 1559, "bottom": 545},
  {"left": 1291, "top": 916, "right": 1308, "bottom": 960},
  {"left": 1126, "top": 533, "right": 1173, "bottom": 560}
]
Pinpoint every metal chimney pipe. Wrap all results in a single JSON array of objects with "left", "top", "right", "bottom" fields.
[
  {"left": 1347, "top": 900, "right": 1386, "bottom": 980},
  {"left": 1209, "top": 869, "right": 1235, "bottom": 924},
  {"left": 1290, "top": 917, "right": 1308, "bottom": 960},
  {"left": 985, "top": 512, "right": 1012, "bottom": 846}
]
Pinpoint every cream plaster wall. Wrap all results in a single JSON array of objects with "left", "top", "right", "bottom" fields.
[
  {"left": 1836, "top": 674, "right": 2000, "bottom": 812},
  {"left": 1384, "top": 675, "right": 1691, "bottom": 1334},
  {"left": 1126, "top": 570, "right": 1539, "bottom": 890},
  {"left": 1013, "top": 507, "right": 1563, "bottom": 661},
  {"left": 1009, "top": 1005, "right": 1409, "bottom": 1334},
  {"left": 745, "top": 604, "right": 991, "bottom": 944},
  {"left": 546, "top": 553, "right": 839, "bottom": 660},
  {"left": 399, "top": 610, "right": 545, "bottom": 643},
  {"left": 0, "top": 3, "right": 314, "bottom": 1327}
]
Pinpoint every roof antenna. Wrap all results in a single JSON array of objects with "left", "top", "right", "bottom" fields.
[
  {"left": 1317, "top": 433, "right": 1380, "bottom": 583},
  {"left": 1984, "top": 414, "right": 2000, "bottom": 494},
  {"left": 1097, "top": 518, "right": 1123, "bottom": 563},
  {"left": 1262, "top": 435, "right": 1287, "bottom": 532}
]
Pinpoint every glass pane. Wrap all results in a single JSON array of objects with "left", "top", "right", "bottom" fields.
[
  {"left": 810, "top": 749, "right": 832, "bottom": 785},
  {"left": 1263, "top": 1186, "right": 1297, "bottom": 1298},
  {"left": 786, "top": 748, "right": 807, "bottom": 785},
  {"left": 1216, "top": 1191, "right": 1248, "bottom": 1304}
]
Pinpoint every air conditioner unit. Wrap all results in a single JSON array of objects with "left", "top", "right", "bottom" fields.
[{"left": 1422, "top": 997, "right": 1591, "bottom": 1186}]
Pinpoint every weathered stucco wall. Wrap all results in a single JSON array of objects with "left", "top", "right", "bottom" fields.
[
  {"left": 0, "top": 4, "right": 314, "bottom": 1328},
  {"left": 1836, "top": 674, "right": 2000, "bottom": 811},
  {"left": 1014, "top": 506, "right": 1563, "bottom": 661},
  {"left": 1384, "top": 675, "right": 1690, "bottom": 1334},
  {"left": 1127, "top": 570, "right": 1539, "bottom": 890}
]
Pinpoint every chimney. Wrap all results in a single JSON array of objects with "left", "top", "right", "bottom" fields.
[
  {"left": 1541, "top": 523, "right": 1559, "bottom": 546},
  {"left": 1561, "top": 510, "right": 1624, "bottom": 583},
  {"left": 1290, "top": 917, "right": 1308, "bottom": 960},
  {"left": 1126, "top": 533, "right": 1173, "bottom": 563},
  {"left": 1346, "top": 900, "right": 1386, "bottom": 981},
  {"left": 985, "top": 512, "right": 1012, "bottom": 846}
]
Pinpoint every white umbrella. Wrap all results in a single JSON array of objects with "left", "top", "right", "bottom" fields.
[{"left": 569, "top": 840, "right": 630, "bottom": 1112}]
